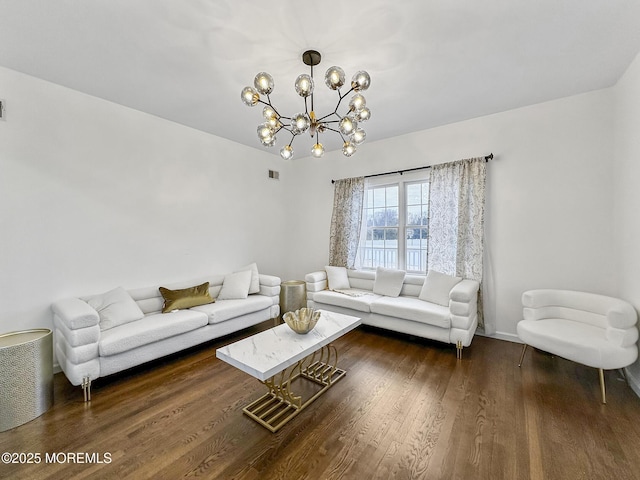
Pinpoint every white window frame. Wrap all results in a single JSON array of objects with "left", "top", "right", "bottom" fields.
[{"left": 358, "top": 171, "right": 430, "bottom": 274}]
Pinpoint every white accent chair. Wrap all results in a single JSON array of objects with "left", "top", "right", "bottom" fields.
[{"left": 517, "top": 289, "right": 638, "bottom": 403}]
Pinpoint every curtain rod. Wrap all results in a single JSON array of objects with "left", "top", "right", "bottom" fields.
[{"left": 331, "top": 153, "right": 493, "bottom": 184}]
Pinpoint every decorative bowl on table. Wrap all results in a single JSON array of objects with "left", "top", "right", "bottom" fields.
[{"left": 283, "top": 308, "right": 321, "bottom": 334}]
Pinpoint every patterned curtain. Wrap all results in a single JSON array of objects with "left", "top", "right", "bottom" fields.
[
  {"left": 428, "top": 158, "right": 489, "bottom": 332},
  {"left": 329, "top": 177, "right": 365, "bottom": 268}
]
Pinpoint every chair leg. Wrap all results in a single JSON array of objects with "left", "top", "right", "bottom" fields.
[
  {"left": 518, "top": 344, "right": 528, "bottom": 367},
  {"left": 619, "top": 367, "right": 629, "bottom": 385},
  {"left": 456, "top": 340, "right": 463, "bottom": 360},
  {"left": 599, "top": 368, "right": 606, "bottom": 404}
]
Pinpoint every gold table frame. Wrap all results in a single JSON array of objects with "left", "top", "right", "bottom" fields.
[{"left": 243, "top": 344, "right": 344, "bottom": 432}]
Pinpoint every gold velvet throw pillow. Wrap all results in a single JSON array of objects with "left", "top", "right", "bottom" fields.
[{"left": 159, "top": 282, "right": 214, "bottom": 313}]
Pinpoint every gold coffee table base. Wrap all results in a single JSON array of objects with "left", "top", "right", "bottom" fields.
[{"left": 243, "top": 344, "right": 345, "bottom": 432}]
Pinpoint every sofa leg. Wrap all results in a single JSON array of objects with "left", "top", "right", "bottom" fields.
[
  {"left": 518, "top": 344, "right": 528, "bottom": 367},
  {"left": 599, "top": 368, "right": 606, "bottom": 404},
  {"left": 456, "top": 341, "right": 463, "bottom": 360},
  {"left": 82, "top": 376, "right": 92, "bottom": 402}
]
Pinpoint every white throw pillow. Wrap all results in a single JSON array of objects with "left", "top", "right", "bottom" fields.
[
  {"left": 372, "top": 267, "right": 406, "bottom": 297},
  {"left": 236, "top": 262, "right": 260, "bottom": 294},
  {"left": 86, "top": 286, "right": 145, "bottom": 331},
  {"left": 217, "top": 270, "right": 253, "bottom": 300},
  {"left": 325, "top": 266, "right": 351, "bottom": 290},
  {"left": 419, "top": 270, "right": 462, "bottom": 306}
]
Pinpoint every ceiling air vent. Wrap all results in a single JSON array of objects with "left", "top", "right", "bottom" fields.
[{"left": 268, "top": 170, "right": 279, "bottom": 180}]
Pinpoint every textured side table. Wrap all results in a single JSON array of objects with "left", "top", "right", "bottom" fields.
[
  {"left": 279, "top": 280, "right": 307, "bottom": 319},
  {"left": 0, "top": 329, "right": 53, "bottom": 432}
]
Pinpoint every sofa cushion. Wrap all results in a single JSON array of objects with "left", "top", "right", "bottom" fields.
[
  {"left": 371, "top": 296, "right": 451, "bottom": 328},
  {"left": 99, "top": 310, "right": 208, "bottom": 356},
  {"left": 86, "top": 286, "right": 145, "bottom": 331},
  {"left": 218, "top": 270, "right": 252, "bottom": 300},
  {"left": 419, "top": 270, "right": 462, "bottom": 306},
  {"left": 237, "top": 263, "right": 260, "bottom": 294},
  {"left": 192, "top": 295, "right": 273, "bottom": 324},
  {"left": 373, "top": 267, "right": 406, "bottom": 297},
  {"left": 325, "top": 266, "right": 351, "bottom": 290},
  {"left": 313, "top": 289, "right": 381, "bottom": 313},
  {"left": 159, "top": 282, "right": 214, "bottom": 313}
]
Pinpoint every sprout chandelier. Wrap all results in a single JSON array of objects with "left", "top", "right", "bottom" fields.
[{"left": 241, "top": 50, "right": 371, "bottom": 160}]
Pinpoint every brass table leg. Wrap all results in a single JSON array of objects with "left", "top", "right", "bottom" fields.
[{"left": 242, "top": 344, "right": 345, "bottom": 432}]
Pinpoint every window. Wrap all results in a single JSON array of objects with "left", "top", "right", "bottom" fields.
[
  {"left": 405, "top": 181, "right": 429, "bottom": 271},
  {"left": 360, "top": 184, "right": 399, "bottom": 269},
  {"left": 359, "top": 174, "right": 429, "bottom": 273}
]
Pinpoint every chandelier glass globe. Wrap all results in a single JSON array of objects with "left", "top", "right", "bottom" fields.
[
  {"left": 280, "top": 145, "right": 293, "bottom": 160},
  {"left": 342, "top": 141, "right": 356, "bottom": 157},
  {"left": 351, "top": 71, "right": 371, "bottom": 92},
  {"left": 356, "top": 107, "right": 371, "bottom": 122},
  {"left": 351, "top": 128, "right": 366, "bottom": 145},
  {"left": 291, "top": 113, "right": 310, "bottom": 135},
  {"left": 339, "top": 116, "right": 357, "bottom": 136},
  {"left": 254, "top": 72, "right": 274, "bottom": 95},
  {"left": 349, "top": 94, "right": 366, "bottom": 112},
  {"left": 311, "top": 143, "right": 325, "bottom": 158},
  {"left": 324, "top": 66, "right": 345, "bottom": 90},
  {"left": 295, "top": 74, "right": 314, "bottom": 98},
  {"left": 241, "top": 86, "right": 259, "bottom": 107}
]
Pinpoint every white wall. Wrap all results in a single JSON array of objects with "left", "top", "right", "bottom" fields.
[
  {"left": 613, "top": 51, "right": 640, "bottom": 393},
  {"left": 0, "top": 66, "right": 287, "bottom": 339},
  {"left": 285, "top": 89, "right": 616, "bottom": 338}
]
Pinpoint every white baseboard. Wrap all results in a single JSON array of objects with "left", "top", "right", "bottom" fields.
[
  {"left": 53, "top": 362, "right": 61, "bottom": 374},
  {"left": 476, "top": 329, "right": 522, "bottom": 344}
]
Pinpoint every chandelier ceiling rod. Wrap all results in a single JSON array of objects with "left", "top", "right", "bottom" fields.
[
  {"left": 302, "top": 50, "right": 321, "bottom": 114},
  {"left": 241, "top": 49, "right": 371, "bottom": 160}
]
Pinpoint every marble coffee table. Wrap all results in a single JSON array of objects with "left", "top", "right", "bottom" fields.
[{"left": 216, "top": 310, "right": 361, "bottom": 432}]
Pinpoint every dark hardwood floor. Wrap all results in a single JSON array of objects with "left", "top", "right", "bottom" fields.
[{"left": 2, "top": 321, "right": 640, "bottom": 480}]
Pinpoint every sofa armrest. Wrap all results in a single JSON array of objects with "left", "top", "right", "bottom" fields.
[
  {"left": 305, "top": 271, "right": 327, "bottom": 283},
  {"left": 258, "top": 274, "right": 281, "bottom": 298},
  {"left": 305, "top": 271, "right": 328, "bottom": 292},
  {"left": 450, "top": 279, "right": 479, "bottom": 304},
  {"left": 52, "top": 298, "right": 99, "bottom": 330},
  {"left": 259, "top": 274, "right": 281, "bottom": 288},
  {"left": 606, "top": 302, "right": 637, "bottom": 329},
  {"left": 606, "top": 326, "right": 639, "bottom": 348}
]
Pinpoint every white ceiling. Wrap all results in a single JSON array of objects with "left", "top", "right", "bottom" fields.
[{"left": 1, "top": 0, "right": 639, "bottom": 158}]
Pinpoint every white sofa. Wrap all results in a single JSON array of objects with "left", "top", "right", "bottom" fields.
[
  {"left": 305, "top": 268, "right": 480, "bottom": 357},
  {"left": 52, "top": 272, "right": 281, "bottom": 400}
]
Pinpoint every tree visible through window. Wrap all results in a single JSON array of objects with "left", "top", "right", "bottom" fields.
[{"left": 359, "top": 178, "right": 429, "bottom": 273}]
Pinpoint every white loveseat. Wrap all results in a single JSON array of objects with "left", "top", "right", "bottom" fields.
[
  {"left": 305, "top": 267, "right": 480, "bottom": 357},
  {"left": 52, "top": 270, "right": 281, "bottom": 399},
  {"left": 517, "top": 289, "right": 638, "bottom": 403}
]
